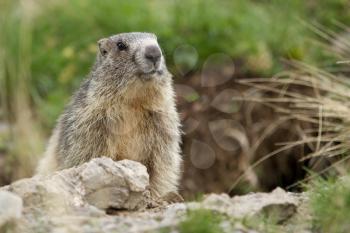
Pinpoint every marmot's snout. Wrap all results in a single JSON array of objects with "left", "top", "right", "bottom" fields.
[
  {"left": 144, "top": 45, "right": 161, "bottom": 69},
  {"left": 136, "top": 41, "right": 164, "bottom": 77}
]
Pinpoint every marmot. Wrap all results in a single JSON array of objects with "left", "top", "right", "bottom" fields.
[{"left": 37, "top": 32, "right": 182, "bottom": 198}]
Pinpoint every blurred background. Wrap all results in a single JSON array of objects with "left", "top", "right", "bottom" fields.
[{"left": 0, "top": 0, "right": 349, "bottom": 199}]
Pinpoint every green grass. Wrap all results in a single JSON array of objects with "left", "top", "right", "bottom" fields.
[
  {"left": 309, "top": 177, "right": 350, "bottom": 233},
  {"left": 3, "top": 0, "right": 350, "bottom": 130},
  {"left": 179, "top": 208, "right": 284, "bottom": 233},
  {"left": 243, "top": 218, "right": 282, "bottom": 233},
  {"left": 179, "top": 209, "right": 224, "bottom": 233}
]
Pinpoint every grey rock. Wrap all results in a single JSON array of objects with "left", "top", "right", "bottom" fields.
[
  {"left": 0, "top": 158, "right": 309, "bottom": 233},
  {"left": 0, "top": 191, "right": 23, "bottom": 226},
  {"left": 1, "top": 157, "right": 149, "bottom": 215},
  {"left": 187, "top": 187, "right": 300, "bottom": 223}
]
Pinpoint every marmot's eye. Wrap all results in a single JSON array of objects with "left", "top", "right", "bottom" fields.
[
  {"left": 101, "top": 49, "right": 108, "bottom": 56},
  {"left": 117, "top": 42, "right": 127, "bottom": 51}
]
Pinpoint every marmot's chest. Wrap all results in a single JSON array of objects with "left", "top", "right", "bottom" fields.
[{"left": 106, "top": 107, "right": 162, "bottom": 162}]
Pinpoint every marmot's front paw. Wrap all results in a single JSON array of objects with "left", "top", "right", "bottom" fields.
[
  {"left": 147, "top": 191, "right": 184, "bottom": 208},
  {"left": 160, "top": 192, "right": 184, "bottom": 204}
]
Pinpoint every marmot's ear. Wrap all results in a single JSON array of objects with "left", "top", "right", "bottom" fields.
[{"left": 97, "top": 38, "right": 113, "bottom": 57}]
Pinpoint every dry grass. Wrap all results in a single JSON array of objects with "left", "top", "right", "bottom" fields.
[
  {"left": 0, "top": 0, "right": 44, "bottom": 180},
  {"left": 231, "top": 23, "right": 350, "bottom": 190}
]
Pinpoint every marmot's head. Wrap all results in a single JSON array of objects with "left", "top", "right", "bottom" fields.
[{"left": 92, "top": 33, "right": 170, "bottom": 96}]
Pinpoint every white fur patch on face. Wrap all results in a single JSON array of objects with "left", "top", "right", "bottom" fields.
[{"left": 139, "top": 38, "right": 160, "bottom": 54}]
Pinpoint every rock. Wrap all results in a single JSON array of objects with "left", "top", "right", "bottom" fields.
[
  {"left": 0, "top": 191, "right": 23, "bottom": 227},
  {"left": 78, "top": 158, "right": 149, "bottom": 210},
  {"left": 1, "top": 157, "right": 150, "bottom": 214},
  {"left": 0, "top": 158, "right": 309, "bottom": 233},
  {"left": 187, "top": 187, "right": 301, "bottom": 223},
  {"left": 231, "top": 187, "right": 300, "bottom": 222}
]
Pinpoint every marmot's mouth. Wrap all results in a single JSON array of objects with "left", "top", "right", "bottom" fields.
[
  {"left": 143, "top": 69, "right": 162, "bottom": 75},
  {"left": 144, "top": 70, "right": 157, "bottom": 75},
  {"left": 139, "top": 69, "right": 163, "bottom": 80}
]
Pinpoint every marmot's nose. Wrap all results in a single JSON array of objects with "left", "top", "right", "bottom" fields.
[{"left": 144, "top": 45, "right": 161, "bottom": 65}]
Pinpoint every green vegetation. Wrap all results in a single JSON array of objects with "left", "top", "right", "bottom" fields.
[
  {"left": 1, "top": 0, "right": 350, "bottom": 130},
  {"left": 179, "top": 208, "right": 285, "bottom": 233},
  {"left": 309, "top": 177, "right": 350, "bottom": 233},
  {"left": 179, "top": 209, "right": 224, "bottom": 233},
  {"left": 243, "top": 216, "right": 283, "bottom": 233}
]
